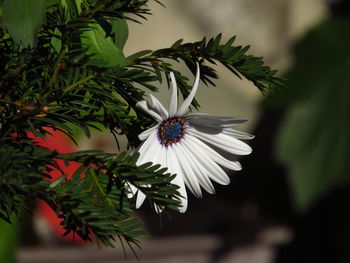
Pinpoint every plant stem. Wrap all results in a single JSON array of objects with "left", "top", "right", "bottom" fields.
[
  {"left": 47, "top": 46, "right": 67, "bottom": 90},
  {"left": 63, "top": 74, "right": 96, "bottom": 93},
  {"left": 90, "top": 168, "right": 115, "bottom": 209}
]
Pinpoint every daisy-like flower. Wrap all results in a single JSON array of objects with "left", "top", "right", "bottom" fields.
[{"left": 134, "top": 63, "right": 253, "bottom": 212}]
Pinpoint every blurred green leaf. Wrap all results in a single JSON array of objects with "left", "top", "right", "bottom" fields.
[
  {"left": 277, "top": 82, "right": 350, "bottom": 210},
  {"left": 45, "top": 0, "right": 58, "bottom": 6},
  {"left": 82, "top": 23, "right": 127, "bottom": 67},
  {"left": 111, "top": 18, "right": 129, "bottom": 50},
  {"left": 275, "top": 18, "right": 350, "bottom": 210},
  {"left": 61, "top": 0, "right": 83, "bottom": 13},
  {"left": 2, "top": 0, "right": 46, "bottom": 47},
  {"left": 0, "top": 218, "right": 19, "bottom": 263}
]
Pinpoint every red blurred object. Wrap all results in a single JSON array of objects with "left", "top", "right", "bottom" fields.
[{"left": 31, "top": 128, "right": 88, "bottom": 244}]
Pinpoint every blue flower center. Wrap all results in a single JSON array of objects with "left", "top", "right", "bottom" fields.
[{"left": 158, "top": 117, "right": 187, "bottom": 146}]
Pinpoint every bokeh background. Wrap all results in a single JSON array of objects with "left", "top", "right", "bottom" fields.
[{"left": 2, "top": 0, "right": 350, "bottom": 262}]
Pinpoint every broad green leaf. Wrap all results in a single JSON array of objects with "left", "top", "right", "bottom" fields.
[
  {"left": 81, "top": 23, "right": 127, "bottom": 67},
  {"left": 61, "top": 0, "right": 84, "bottom": 14},
  {"left": 111, "top": 18, "right": 129, "bottom": 50},
  {"left": 2, "top": 0, "right": 46, "bottom": 47},
  {"left": 45, "top": 0, "right": 59, "bottom": 6},
  {"left": 277, "top": 77, "right": 350, "bottom": 210},
  {"left": 274, "top": 18, "right": 350, "bottom": 211}
]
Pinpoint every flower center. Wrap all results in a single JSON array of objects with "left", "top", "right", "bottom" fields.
[{"left": 158, "top": 117, "right": 187, "bottom": 146}]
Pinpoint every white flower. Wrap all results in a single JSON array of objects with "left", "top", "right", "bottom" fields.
[{"left": 134, "top": 63, "right": 253, "bottom": 213}]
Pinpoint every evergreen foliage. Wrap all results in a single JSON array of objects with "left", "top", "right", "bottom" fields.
[{"left": 0, "top": 0, "right": 285, "bottom": 250}]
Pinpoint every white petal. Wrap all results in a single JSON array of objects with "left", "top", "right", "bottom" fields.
[
  {"left": 138, "top": 125, "right": 157, "bottom": 141},
  {"left": 158, "top": 143, "right": 167, "bottom": 168},
  {"left": 136, "top": 101, "right": 163, "bottom": 122},
  {"left": 150, "top": 145, "right": 165, "bottom": 213},
  {"left": 127, "top": 183, "right": 138, "bottom": 199},
  {"left": 187, "top": 112, "right": 249, "bottom": 121},
  {"left": 150, "top": 142, "right": 163, "bottom": 165},
  {"left": 166, "top": 146, "right": 188, "bottom": 213},
  {"left": 169, "top": 72, "right": 178, "bottom": 117},
  {"left": 149, "top": 144, "right": 167, "bottom": 213},
  {"left": 137, "top": 130, "right": 159, "bottom": 164},
  {"left": 181, "top": 139, "right": 215, "bottom": 194},
  {"left": 188, "top": 128, "right": 252, "bottom": 156},
  {"left": 223, "top": 128, "right": 255, "bottom": 140},
  {"left": 188, "top": 114, "right": 250, "bottom": 127},
  {"left": 135, "top": 131, "right": 161, "bottom": 209},
  {"left": 150, "top": 94, "right": 168, "bottom": 120},
  {"left": 138, "top": 134, "right": 162, "bottom": 170},
  {"left": 176, "top": 63, "right": 200, "bottom": 116},
  {"left": 186, "top": 134, "right": 242, "bottom": 171},
  {"left": 136, "top": 191, "right": 146, "bottom": 209},
  {"left": 154, "top": 205, "right": 163, "bottom": 214},
  {"left": 172, "top": 143, "right": 202, "bottom": 198},
  {"left": 183, "top": 134, "right": 230, "bottom": 185}
]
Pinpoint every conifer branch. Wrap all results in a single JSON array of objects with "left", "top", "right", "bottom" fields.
[
  {"left": 0, "top": 0, "right": 284, "bottom": 252},
  {"left": 63, "top": 74, "right": 96, "bottom": 93}
]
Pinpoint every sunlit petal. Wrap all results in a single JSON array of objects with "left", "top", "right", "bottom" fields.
[
  {"left": 134, "top": 64, "right": 253, "bottom": 212},
  {"left": 136, "top": 101, "right": 163, "bottom": 122},
  {"left": 150, "top": 94, "right": 168, "bottom": 119},
  {"left": 176, "top": 63, "right": 200, "bottom": 116},
  {"left": 166, "top": 146, "right": 188, "bottom": 212},
  {"left": 138, "top": 125, "right": 157, "bottom": 141},
  {"left": 169, "top": 72, "right": 178, "bottom": 117},
  {"left": 188, "top": 127, "right": 252, "bottom": 155},
  {"left": 173, "top": 143, "right": 202, "bottom": 198}
]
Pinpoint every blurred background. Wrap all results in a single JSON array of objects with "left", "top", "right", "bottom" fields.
[{"left": 3, "top": 0, "right": 350, "bottom": 262}]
